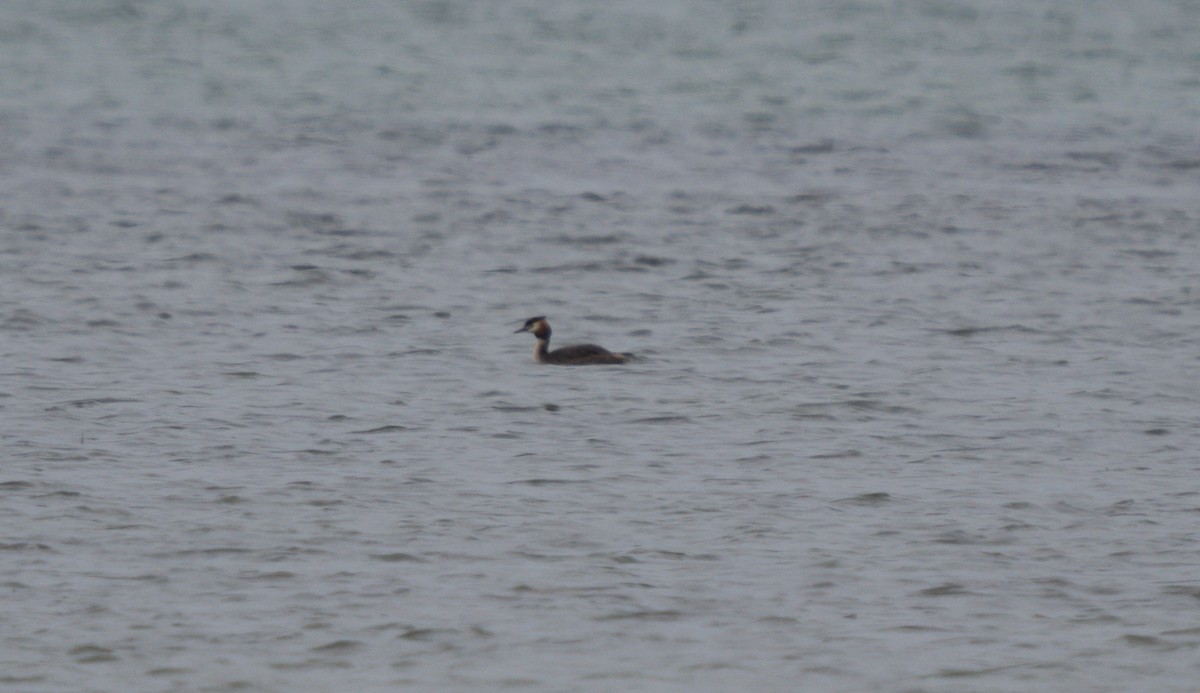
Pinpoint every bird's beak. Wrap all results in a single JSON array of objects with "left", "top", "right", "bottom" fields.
[{"left": 514, "top": 325, "right": 529, "bottom": 333}]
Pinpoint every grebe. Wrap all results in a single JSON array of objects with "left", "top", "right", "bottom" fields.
[{"left": 514, "top": 317, "right": 632, "bottom": 365}]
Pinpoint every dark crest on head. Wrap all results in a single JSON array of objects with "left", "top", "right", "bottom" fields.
[{"left": 515, "top": 316, "right": 547, "bottom": 333}]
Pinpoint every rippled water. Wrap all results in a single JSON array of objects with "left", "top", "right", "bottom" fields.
[{"left": 3, "top": 1, "right": 1200, "bottom": 691}]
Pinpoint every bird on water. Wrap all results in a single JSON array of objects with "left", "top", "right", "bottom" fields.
[{"left": 514, "top": 316, "right": 632, "bottom": 365}]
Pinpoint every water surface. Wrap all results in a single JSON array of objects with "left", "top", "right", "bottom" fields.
[{"left": 3, "top": 1, "right": 1200, "bottom": 691}]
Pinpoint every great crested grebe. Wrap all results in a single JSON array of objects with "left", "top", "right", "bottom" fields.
[{"left": 514, "top": 317, "right": 632, "bottom": 365}]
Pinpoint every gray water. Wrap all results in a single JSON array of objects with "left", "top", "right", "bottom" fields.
[{"left": 3, "top": 1, "right": 1200, "bottom": 691}]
